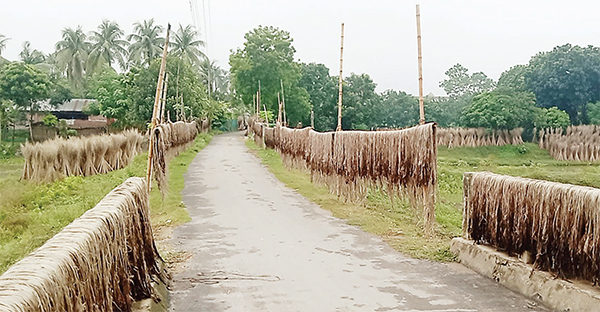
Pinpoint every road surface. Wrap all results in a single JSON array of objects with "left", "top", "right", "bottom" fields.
[{"left": 168, "top": 132, "right": 548, "bottom": 311}]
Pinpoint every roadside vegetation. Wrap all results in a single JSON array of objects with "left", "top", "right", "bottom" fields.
[
  {"left": 248, "top": 139, "right": 600, "bottom": 261},
  {"left": 0, "top": 133, "right": 211, "bottom": 274}
]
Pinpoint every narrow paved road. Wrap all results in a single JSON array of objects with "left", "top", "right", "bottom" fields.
[{"left": 169, "top": 132, "right": 548, "bottom": 311}]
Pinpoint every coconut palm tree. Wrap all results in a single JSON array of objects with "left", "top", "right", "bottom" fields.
[
  {"left": 55, "top": 26, "right": 90, "bottom": 91},
  {"left": 88, "top": 20, "right": 129, "bottom": 72},
  {"left": 0, "top": 34, "right": 9, "bottom": 56},
  {"left": 19, "top": 41, "right": 46, "bottom": 64},
  {"left": 171, "top": 24, "right": 205, "bottom": 66},
  {"left": 199, "top": 58, "right": 228, "bottom": 98},
  {"left": 127, "top": 19, "right": 164, "bottom": 67}
]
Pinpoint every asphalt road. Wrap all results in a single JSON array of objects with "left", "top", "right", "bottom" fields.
[{"left": 168, "top": 131, "right": 548, "bottom": 311}]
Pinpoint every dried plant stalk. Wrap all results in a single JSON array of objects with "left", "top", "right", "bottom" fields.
[
  {"left": 21, "top": 130, "right": 145, "bottom": 183},
  {"left": 0, "top": 177, "right": 163, "bottom": 311},
  {"left": 539, "top": 125, "right": 600, "bottom": 161},
  {"left": 465, "top": 172, "right": 600, "bottom": 284},
  {"left": 437, "top": 127, "right": 523, "bottom": 148}
]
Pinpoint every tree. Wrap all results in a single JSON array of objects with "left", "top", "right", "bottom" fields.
[
  {"left": 171, "top": 24, "right": 205, "bottom": 67},
  {"left": 229, "top": 26, "right": 309, "bottom": 125},
  {"left": 497, "top": 64, "right": 527, "bottom": 91},
  {"left": 0, "top": 34, "right": 9, "bottom": 56},
  {"left": 586, "top": 102, "right": 600, "bottom": 125},
  {"left": 55, "top": 26, "right": 91, "bottom": 91},
  {"left": 440, "top": 63, "right": 495, "bottom": 98},
  {"left": 424, "top": 95, "right": 467, "bottom": 127},
  {"left": 0, "top": 62, "right": 51, "bottom": 139},
  {"left": 88, "top": 20, "right": 129, "bottom": 72},
  {"left": 535, "top": 107, "right": 570, "bottom": 129},
  {"left": 298, "top": 63, "right": 337, "bottom": 131},
  {"left": 199, "top": 58, "right": 228, "bottom": 101},
  {"left": 377, "top": 89, "right": 419, "bottom": 128},
  {"left": 342, "top": 73, "right": 380, "bottom": 130},
  {"left": 127, "top": 19, "right": 164, "bottom": 67},
  {"left": 461, "top": 88, "right": 537, "bottom": 130},
  {"left": 19, "top": 41, "right": 46, "bottom": 64},
  {"left": 524, "top": 44, "right": 600, "bottom": 123}
]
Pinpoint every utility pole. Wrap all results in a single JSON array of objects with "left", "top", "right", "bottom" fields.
[
  {"left": 337, "top": 23, "right": 345, "bottom": 131},
  {"left": 146, "top": 23, "right": 171, "bottom": 192},
  {"left": 416, "top": 4, "right": 425, "bottom": 125}
]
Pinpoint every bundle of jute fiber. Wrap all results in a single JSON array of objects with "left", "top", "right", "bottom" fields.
[
  {"left": 0, "top": 177, "right": 162, "bottom": 311},
  {"left": 151, "top": 121, "right": 198, "bottom": 195},
  {"left": 437, "top": 127, "right": 524, "bottom": 148},
  {"left": 21, "top": 130, "right": 145, "bottom": 183},
  {"left": 277, "top": 126, "right": 311, "bottom": 170},
  {"left": 263, "top": 126, "right": 276, "bottom": 149},
  {"left": 539, "top": 125, "right": 600, "bottom": 161},
  {"left": 464, "top": 172, "right": 600, "bottom": 284},
  {"left": 304, "top": 124, "right": 437, "bottom": 233}
]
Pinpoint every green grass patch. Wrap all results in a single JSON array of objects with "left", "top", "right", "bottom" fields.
[
  {"left": 0, "top": 133, "right": 212, "bottom": 274},
  {"left": 247, "top": 140, "right": 600, "bottom": 262}
]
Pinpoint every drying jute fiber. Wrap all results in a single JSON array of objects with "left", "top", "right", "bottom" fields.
[
  {"left": 21, "top": 130, "right": 145, "bottom": 183},
  {"left": 251, "top": 122, "right": 438, "bottom": 234},
  {"left": 538, "top": 125, "right": 600, "bottom": 161},
  {"left": 151, "top": 121, "right": 198, "bottom": 195},
  {"left": 0, "top": 177, "right": 162, "bottom": 311},
  {"left": 464, "top": 172, "right": 600, "bottom": 285},
  {"left": 437, "top": 127, "right": 524, "bottom": 148}
]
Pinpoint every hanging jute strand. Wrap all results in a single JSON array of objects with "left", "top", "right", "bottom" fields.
[
  {"left": 464, "top": 171, "right": 600, "bottom": 285},
  {"left": 0, "top": 177, "right": 163, "bottom": 312},
  {"left": 249, "top": 122, "right": 438, "bottom": 234}
]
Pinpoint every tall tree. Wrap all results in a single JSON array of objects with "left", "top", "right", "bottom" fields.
[
  {"left": 461, "top": 88, "right": 537, "bottom": 130},
  {"left": 19, "top": 41, "right": 45, "bottom": 64},
  {"left": 229, "top": 26, "right": 309, "bottom": 125},
  {"left": 0, "top": 63, "right": 51, "bottom": 139},
  {"left": 377, "top": 89, "right": 419, "bottom": 128},
  {"left": 342, "top": 73, "right": 380, "bottom": 130},
  {"left": 524, "top": 44, "right": 600, "bottom": 123},
  {"left": 298, "top": 63, "right": 337, "bottom": 131},
  {"left": 88, "top": 20, "right": 129, "bottom": 72},
  {"left": 55, "top": 26, "right": 90, "bottom": 91},
  {"left": 171, "top": 24, "right": 205, "bottom": 66},
  {"left": 199, "top": 59, "right": 228, "bottom": 100},
  {"left": 127, "top": 19, "right": 164, "bottom": 67},
  {"left": 497, "top": 64, "right": 527, "bottom": 91},
  {"left": 440, "top": 63, "right": 495, "bottom": 98},
  {"left": 0, "top": 34, "right": 9, "bottom": 56}
]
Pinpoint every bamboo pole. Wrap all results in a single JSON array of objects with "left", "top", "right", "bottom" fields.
[
  {"left": 160, "top": 73, "right": 169, "bottom": 123},
  {"left": 253, "top": 93, "right": 257, "bottom": 116},
  {"left": 337, "top": 23, "right": 345, "bottom": 131},
  {"left": 280, "top": 79, "right": 287, "bottom": 125},
  {"left": 416, "top": 5, "right": 425, "bottom": 125},
  {"left": 277, "top": 92, "right": 282, "bottom": 124},
  {"left": 263, "top": 104, "right": 269, "bottom": 125},
  {"left": 258, "top": 81, "right": 262, "bottom": 118},
  {"left": 146, "top": 23, "right": 171, "bottom": 192}
]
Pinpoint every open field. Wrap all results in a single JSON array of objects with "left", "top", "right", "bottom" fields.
[
  {"left": 0, "top": 133, "right": 212, "bottom": 274},
  {"left": 247, "top": 140, "right": 600, "bottom": 261}
]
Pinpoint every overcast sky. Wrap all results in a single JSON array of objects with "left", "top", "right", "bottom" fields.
[{"left": 2, "top": 0, "right": 600, "bottom": 95}]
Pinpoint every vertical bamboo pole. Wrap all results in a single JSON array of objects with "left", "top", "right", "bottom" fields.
[
  {"left": 258, "top": 81, "right": 262, "bottom": 118},
  {"left": 277, "top": 92, "right": 282, "bottom": 124},
  {"left": 160, "top": 73, "right": 169, "bottom": 123},
  {"left": 146, "top": 23, "right": 171, "bottom": 192},
  {"left": 337, "top": 23, "right": 345, "bottom": 131},
  {"left": 416, "top": 5, "right": 425, "bottom": 125},
  {"left": 280, "top": 79, "right": 287, "bottom": 125}
]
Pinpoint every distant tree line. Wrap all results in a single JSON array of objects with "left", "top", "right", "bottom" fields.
[
  {"left": 0, "top": 19, "right": 236, "bottom": 138},
  {"left": 230, "top": 26, "right": 600, "bottom": 134}
]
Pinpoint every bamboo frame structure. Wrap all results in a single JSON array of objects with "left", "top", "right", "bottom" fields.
[
  {"left": 416, "top": 5, "right": 425, "bottom": 125},
  {"left": 146, "top": 23, "right": 171, "bottom": 192},
  {"left": 337, "top": 23, "right": 345, "bottom": 131}
]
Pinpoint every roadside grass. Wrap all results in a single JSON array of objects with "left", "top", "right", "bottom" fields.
[
  {"left": 247, "top": 140, "right": 600, "bottom": 262},
  {"left": 0, "top": 133, "right": 212, "bottom": 274}
]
